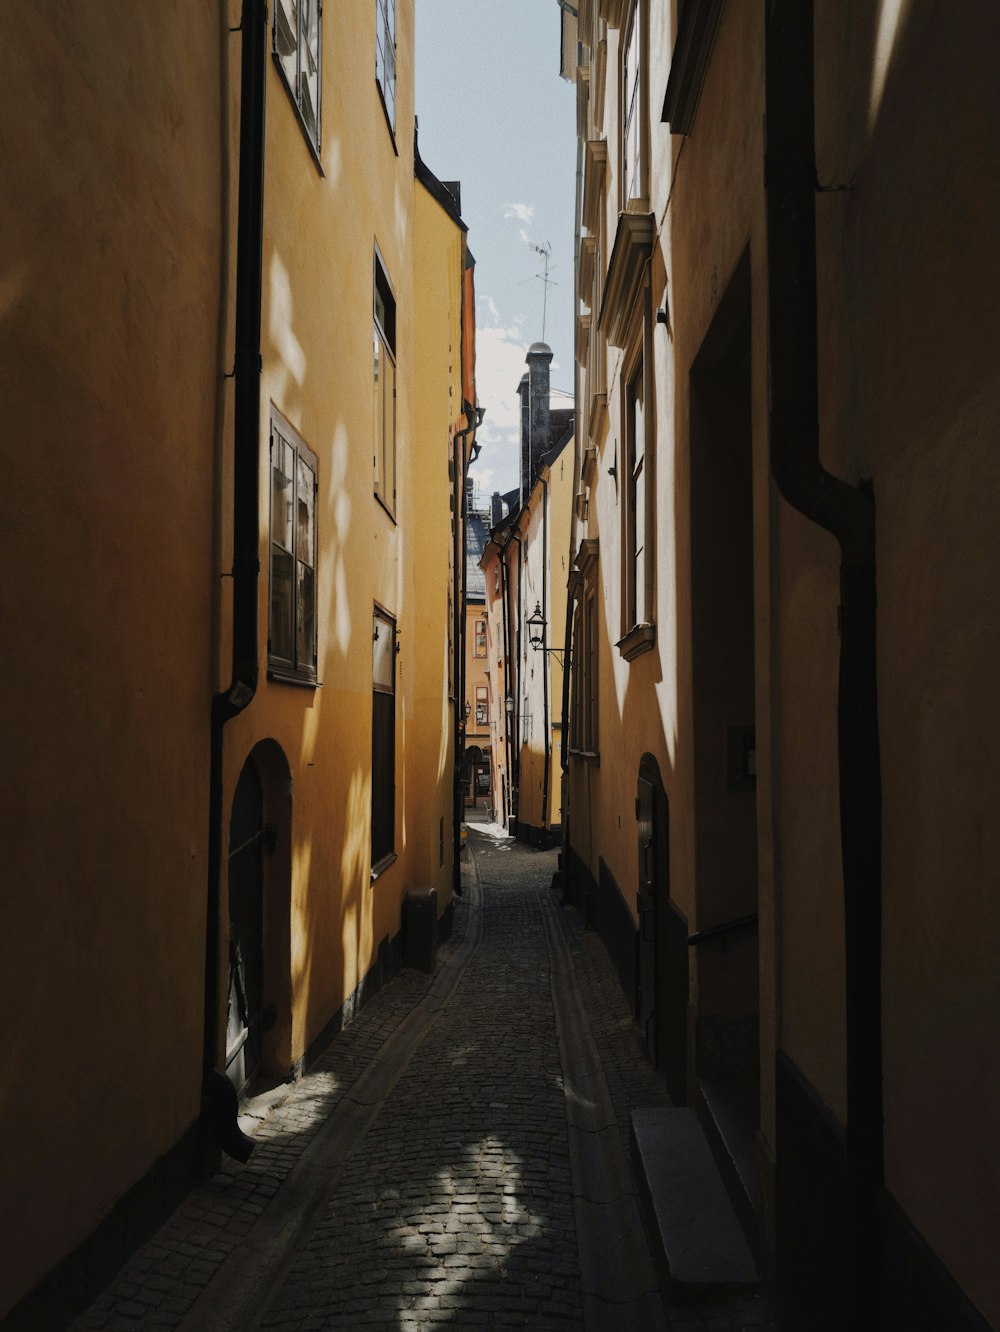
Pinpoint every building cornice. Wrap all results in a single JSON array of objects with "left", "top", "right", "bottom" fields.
[
  {"left": 582, "top": 139, "right": 608, "bottom": 236},
  {"left": 598, "top": 210, "right": 655, "bottom": 348}
]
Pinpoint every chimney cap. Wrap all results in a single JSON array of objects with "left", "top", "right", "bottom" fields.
[{"left": 526, "top": 340, "right": 553, "bottom": 359}]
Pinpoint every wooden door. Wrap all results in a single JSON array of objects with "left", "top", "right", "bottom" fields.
[
  {"left": 636, "top": 773, "right": 657, "bottom": 1061},
  {"left": 226, "top": 762, "right": 264, "bottom": 1097}
]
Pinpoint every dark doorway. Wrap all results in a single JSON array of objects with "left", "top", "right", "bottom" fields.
[
  {"left": 689, "top": 250, "right": 760, "bottom": 1241},
  {"left": 226, "top": 761, "right": 265, "bottom": 1097},
  {"left": 636, "top": 753, "right": 688, "bottom": 1104}
]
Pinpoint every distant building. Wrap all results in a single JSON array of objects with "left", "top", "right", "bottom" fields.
[
  {"left": 482, "top": 344, "right": 573, "bottom": 845},
  {"left": 463, "top": 483, "right": 493, "bottom": 812}
]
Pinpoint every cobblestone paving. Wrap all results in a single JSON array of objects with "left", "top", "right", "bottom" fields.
[
  {"left": 73, "top": 829, "right": 774, "bottom": 1331},
  {"left": 72, "top": 953, "right": 456, "bottom": 1330},
  {"left": 260, "top": 838, "right": 581, "bottom": 1330},
  {"left": 549, "top": 872, "right": 774, "bottom": 1332}
]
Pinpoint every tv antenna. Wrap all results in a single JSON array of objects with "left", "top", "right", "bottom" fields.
[{"left": 527, "top": 240, "right": 557, "bottom": 342}]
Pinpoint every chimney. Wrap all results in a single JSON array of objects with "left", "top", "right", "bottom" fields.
[
  {"left": 518, "top": 372, "right": 531, "bottom": 507},
  {"left": 491, "top": 490, "right": 504, "bottom": 528},
  {"left": 526, "top": 341, "right": 553, "bottom": 492}
]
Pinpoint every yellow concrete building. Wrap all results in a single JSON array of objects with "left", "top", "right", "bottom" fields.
[
  {"left": 562, "top": 1, "right": 1000, "bottom": 1328},
  {"left": 0, "top": 3, "right": 477, "bottom": 1323}
]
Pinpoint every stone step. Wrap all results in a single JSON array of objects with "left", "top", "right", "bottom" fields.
[
  {"left": 631, "top": 1106, "right": 759, "bottom": 1301},
  {"left": 698, "top": 1072, "right": 760, "bottom": 1252}
]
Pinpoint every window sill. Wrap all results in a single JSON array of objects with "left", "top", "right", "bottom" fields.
[
  {"left": 370, "top": 852, "right": 398, "bottom": 883},
  {"left": 267, "top": 666, "right": 320, "bottom": 689},
  {"left": 599, "top": 210, "right": 655, "bottom": 348},
  {"left": 272, "top": 57, "right": 325, "bottom": 176},
  {"left": 376, "top": 81, "right": 399, "bottom": 156},
  {"left": 616, "top": 622, "right": 656, "bottom": 661},
  {"left": 568, "top": 748, "right": 600, "bottom": 765},
  {"left": 374, "top": 491, "right": 398, "bottom": 524}
]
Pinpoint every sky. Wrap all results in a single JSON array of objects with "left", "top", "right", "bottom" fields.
[{"left": 414, "top": 1, "right": 578, "bottom": 502}]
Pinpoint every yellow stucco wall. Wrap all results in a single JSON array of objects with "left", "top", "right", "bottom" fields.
[
  {"left": 571, "top": 0, "right": 1000, "bottom": 1319},
  {"left": 0, "top": 4, "right": 224, "bottom": 1312},
  {"left": 411, "top": 179, "right": 464, "bottom": 892},
  {"left": 817, "top": 5, "right": 1000, "bottom": 1315},
  {"left": 218, "top": 0, "right": 464, "bottom": 1072},
  {"left": 0, "top": 2, "right": 470, "bottom": 1316}
]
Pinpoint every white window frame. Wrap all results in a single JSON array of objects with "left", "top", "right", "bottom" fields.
[
  {"left": 373, "top": 250, "right": 397, "bottom": 517},
  {"left": 268, "top": 408, "right": 318, "bottom": 685},
  {"left": 617, "top": 289, "right": 656, "bottom": 659},
  {"left": 273, "top": 0, "right": 323, "bottom": 157},
  {"left": 620, "top": 0, "right": 649, "bottom": 210},
  {"left": 375, "top": 0, "right": 397, "bottom": 134}
]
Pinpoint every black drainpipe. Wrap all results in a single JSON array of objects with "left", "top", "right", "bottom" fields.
[
  {"left": 539, "top": 474, "right": 551, "bottom": 842},
  {"left": 203, "top": 0, "right": 267, "bottom": 1164},
  {"left": 765, "top": 2, "right": 882, "bottom": 1322}
]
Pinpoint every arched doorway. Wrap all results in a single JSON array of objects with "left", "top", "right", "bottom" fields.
[
  {"left": 225, "top": 741, "right": 292, "bottom": 1098},
  {"left": 636, "top": 753, "right": 688, "bottom": 1104},
  {"left": 463, "top": 743, "right": 490, "bottom": 811}
]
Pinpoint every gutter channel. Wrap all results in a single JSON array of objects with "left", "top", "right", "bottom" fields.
[
  {"left": 203, "top": 0, "right": 267, "bottom": 1164},
  {"left": 765, "top": 3, "right": 883, "bottom": 1320}
]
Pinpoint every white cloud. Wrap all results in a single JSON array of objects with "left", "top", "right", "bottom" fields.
[
  {"left": 503, "top": 202, "right": 535, "bottom": 223},
  {"left": 473, "top": 293, "right": 530, "bottom": 495}
]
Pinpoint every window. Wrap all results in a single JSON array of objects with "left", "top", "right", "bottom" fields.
[
  {"left": 371, "top": 606, "right": 396, "bottom": 870},
  {"left": 618, "top": 343, "right": 656, "bottom": 659},
  {"left": 621, "top": 1, "right": 647, "bottom": 208},
  {"left": 570, "top": 553, "right": 600, "bottom": 756},
  {"left": 475, "top": 685, "right": 489, "bottom": 727},
  {"left": 474, "top": 618, "right": 487, "bottom": 658},
  {"left": 273, "top": 0, "right": 322, "bottom": 155},
  {"left": 373, "top": 253, "right": 397, "bottom": 516},
  {"left": 269, "top": 409, "right": 317, "bottom": 684},
  {"left": 625, "top": 361, "right": 645, "bottom": 630},
  {"left": 584, "top": 587, "right": 599, "bottom": 750},
  {"left": 375, "top": 0, "right": 396, "bottom": 132}
]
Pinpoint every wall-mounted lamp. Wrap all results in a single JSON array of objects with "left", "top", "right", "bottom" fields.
[
  {"left": 527, "top": 601, "right": 545, "bottom": 648},
  {"left": 464, "top": 701, "right": 471, "bottom": 719},
  {"left": 505, "top": 694, "right": 514, "bottom": 719},
  {"left": 526, "top": 602, "right": 565, "bottom": 661}
]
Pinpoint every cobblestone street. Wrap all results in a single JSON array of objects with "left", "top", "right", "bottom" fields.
[{"left": 73, "top": 830, "right": 774, "bottom": 1332}]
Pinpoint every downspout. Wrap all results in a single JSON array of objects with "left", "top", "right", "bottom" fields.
[
  {"left": 203, "top": 0, "right": 267, "bottom": 1164},
  {"left": 765, "top": 2, "right": 882, "bottom": 1322},
  {"left": 452, "top": 403, "right": 484, "bottom": 896},
  {"left": 539, "top": 474, "right": 551, "bottom": 842}
]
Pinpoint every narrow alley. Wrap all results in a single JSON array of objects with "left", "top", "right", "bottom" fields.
[{"left": 71, "top": 830, "right": 773, "bottom": 1332}]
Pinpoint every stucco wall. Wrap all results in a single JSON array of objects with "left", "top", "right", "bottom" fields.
[{"left": 0, "top": 4, "right": 224, "bottom": 1312}]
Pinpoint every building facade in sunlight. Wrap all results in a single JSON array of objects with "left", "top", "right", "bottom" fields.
[
  {"left": 482, "top": 346, "right": 573, "bottom": 847},
  {"left": 561, "top": 1, "right": 1000, "bottom": 1328},
  {"left": 463, "top": 481, "right": 493, "bottom": 814},
  {"left": 0, "top": 2, "right": 477, "bottom": 1324}
]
